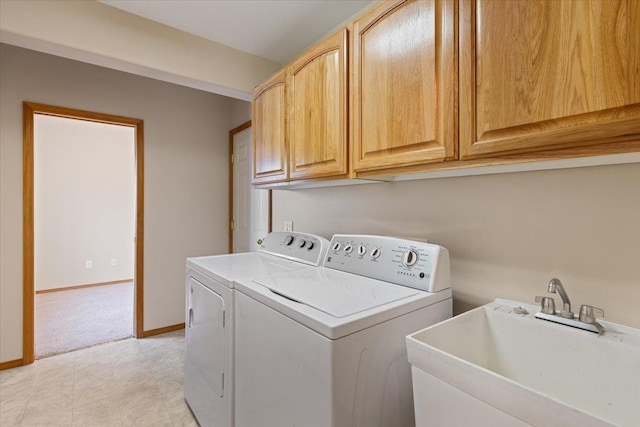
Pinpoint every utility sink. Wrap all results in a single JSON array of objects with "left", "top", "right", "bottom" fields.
[{"left": 406, "top": 299, "right": 640, "bottom": 427}]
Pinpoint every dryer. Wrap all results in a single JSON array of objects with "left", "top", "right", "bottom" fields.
[
  {"left": 234, "top": 234, "right": 452, "bottom": 427},
  {"left": 184, "top": 231, "right": 329, "bottom": 427}
]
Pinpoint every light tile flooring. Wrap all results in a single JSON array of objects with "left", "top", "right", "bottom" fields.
[{"left": 0, "top": 330, "right": 198, "bottom": 426}]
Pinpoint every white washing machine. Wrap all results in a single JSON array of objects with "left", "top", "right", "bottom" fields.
[
  {"left": 184, "top": 231, "right": 329, "bottom": 427},
  {"left": 234, "top": 234, "right": 453, "bottom": 427}
]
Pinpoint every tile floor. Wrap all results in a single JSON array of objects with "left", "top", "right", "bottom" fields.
[{"left": 0, "top": 330, "right": 198, "bottom": 426}]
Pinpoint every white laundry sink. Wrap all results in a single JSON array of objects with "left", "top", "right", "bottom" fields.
[{"left": 406, "top": 299, "right": 640, "bottom": 427}]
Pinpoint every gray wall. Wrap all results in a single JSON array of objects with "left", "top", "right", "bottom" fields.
[
  {"left": 229, "top": 98, "right": 251, "bottom": 128},
  {"left": 273, "top": 163, "right": 640, "bottom": 329},
  {"left": 0, "top": 44, "right": 234, "bottom": 362}
]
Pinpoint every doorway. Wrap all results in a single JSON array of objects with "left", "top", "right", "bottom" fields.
[
  {"left": 229, "top": 121, "right": 271, "bottom": 253},
  {"left": 23, "top": 102, "right": 144, "bottom": 364}
]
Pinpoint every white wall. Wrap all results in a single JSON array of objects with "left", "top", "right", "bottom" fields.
[
  {"left": 1, "top": 44, "right": 233, "bottom": 363},
  {"left": 273, "top": 163, "right": 640, "bottom": 329},
  {"left": 34, "top": 115, "right": 135, "bottom": 291}
]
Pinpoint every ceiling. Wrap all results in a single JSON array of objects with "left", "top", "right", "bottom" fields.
[{"left": 99, "top": 0, "right": 373, "bottom": 64}]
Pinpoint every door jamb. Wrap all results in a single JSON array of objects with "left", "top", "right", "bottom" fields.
[
  {"left": 228, "top": 120, "right": 272, "bottom": 253},
  {"left": 22, "top": 102, "right": 145, "bottom": 364}
]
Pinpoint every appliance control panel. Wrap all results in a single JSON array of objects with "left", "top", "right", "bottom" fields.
[
  {"left": 259, "top": 231, "right": 330, "bottom": 266},
  {"left": 324, "top": 234, "right": 451, "bottom": 293}
]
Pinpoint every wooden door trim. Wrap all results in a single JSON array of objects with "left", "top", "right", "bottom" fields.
[
  {"left": 229, "top": 120, "right": 272, "bottom": 253},
  {"left": 22, "top": 102, "right": 144, "bottom": 365}
]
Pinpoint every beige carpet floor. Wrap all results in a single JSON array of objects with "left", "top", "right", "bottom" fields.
[{"left": 35, "top": 282, "right": 134, "bottom": 358}]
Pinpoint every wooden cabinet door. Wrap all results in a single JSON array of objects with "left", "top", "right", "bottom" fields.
[
  {"left": 287, "top": 29, "right": 348, "bottom": 180},
  {"left": 460, "top": 0, "right": 640, "bottom": 159},
  {"left": 352, "top": 0, "right": 457, "bottom": 173},
  {"left": 252, "top": 70, "right": 288, "bottom": 184}
]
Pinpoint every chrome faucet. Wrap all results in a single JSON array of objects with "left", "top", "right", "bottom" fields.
[
  {"left": 534, "top": 278, "right": 605, "bottom": 334},
  {"left": 547, "top": 278, "right": 573, "bottom": 318}
]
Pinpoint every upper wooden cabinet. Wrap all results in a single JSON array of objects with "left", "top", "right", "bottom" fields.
[
  {"left": 252, "top": 0, "right": 639, "bottom": 187},
  {"left": 459, "top": 0, "right": 640, "bottom": 159},
  {"left": 287, "top": 29, "right": 348, "bottom": 180},
  {"left": 351, "top": 0, "right": 457, "bottom": 173},
  {"left": 253, "top": 70, "right": 287, "bottom": 184}
]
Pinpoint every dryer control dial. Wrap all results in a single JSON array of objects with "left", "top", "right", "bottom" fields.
[
  {"left": 402, "top": 249, "right": 419, "bottom": 267},
  {"left": 344, "top": 244, "right": 353, "bottom": 254},
  {"left": 371, "top": 247, "right": 381, "bottom": 259},
  {"left": 298, "top": 239, "right": 306, "bottom": 248},
  {"left": 284, "top": 235, "right": 295, "bottom": 246}
]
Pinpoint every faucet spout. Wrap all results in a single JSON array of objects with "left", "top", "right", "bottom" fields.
[{"left": 547, "top": 278, "right": 573, "bottom": 318}]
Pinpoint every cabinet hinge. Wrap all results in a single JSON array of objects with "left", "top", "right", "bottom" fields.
[
  {"left": 231, "top": 154, "right": 234, "bottom": 164},
  {"left": 230, "top": 220, "right": 234, "bottom": 231}
]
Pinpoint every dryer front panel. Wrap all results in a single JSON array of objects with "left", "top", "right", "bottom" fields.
[{"left": 186, "top": 277, "right": 226, "bottom": 397}]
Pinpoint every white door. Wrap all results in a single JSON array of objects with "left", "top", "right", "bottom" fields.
[{"left": 233, "top": 127, "right": 269, "bottom": 253}]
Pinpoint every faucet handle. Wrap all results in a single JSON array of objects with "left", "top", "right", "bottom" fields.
[
  {"left": 579, "top": 305, "right": 604, "bottom": 324},
  {"left": 535, "top": 296, "right": 556, "bottom": 314}
]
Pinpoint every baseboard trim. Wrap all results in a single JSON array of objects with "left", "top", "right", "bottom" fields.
[
  {"left": 143, "top": 323, "right": 185, "bottom": 337},
  {"left": 35, "top": 279, "right": 134, "bottom": 294},
  {"left": 0, "top": 358, "right": 24, "bottom": 370},
  {"left": 0, "top": 322, "right": 186, "bottom": 368}
]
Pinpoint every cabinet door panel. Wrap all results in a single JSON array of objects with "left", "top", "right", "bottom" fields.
[
  {"left": 352, "top": 0, "right": 457, "bottom": 173},
  {"left": 288, "top": 29, "right": 348, "bottom": 180},
  {"left": 460, "top": 0, "right": 640, "bottom": 159},
  {"left": 253, "top": 71, "right": 287, "bottom": 184}
]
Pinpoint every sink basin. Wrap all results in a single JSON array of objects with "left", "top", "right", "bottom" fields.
[{"left": 406, "top": 299, "right": 640, "bottom": 427}]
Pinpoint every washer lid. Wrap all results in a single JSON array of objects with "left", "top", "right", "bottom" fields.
[{"left": 253, "top": 267, "right": 419, "bottom": 318}]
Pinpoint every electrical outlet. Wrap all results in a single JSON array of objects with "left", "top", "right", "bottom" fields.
[
  {"left": 85, "top": 260, "right": 93, "bottom": 269},
  {"left": 284, "top": 221, "right": 293, "bottom": 232},
  {"left": 110, "top": 258, "right": 117, "bottom": 267}
]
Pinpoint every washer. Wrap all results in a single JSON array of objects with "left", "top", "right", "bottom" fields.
[
  {"left": 234, "top": 234, "right": 452, "bottom": 427},
  {"left": 184, "top": 231, "right": 329, "bottom": 427}
]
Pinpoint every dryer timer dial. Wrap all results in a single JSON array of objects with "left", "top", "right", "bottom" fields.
[{"left": 402, "top": 249, "right": 419, "bottom": 267}]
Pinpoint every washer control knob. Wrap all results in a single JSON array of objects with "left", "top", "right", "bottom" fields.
[
  {"left": 344, "top": 244, "right": 353, "bottom": 254},
  {"left": 332, "top": 242, "right": 341, "bottom": 252},
  {"left": 402, "top": 250, "right": 419, "bottom": 267},
  {"left": 284, "top": 235, "right": 295, "bottom": 246},
  {"left": 357, "top": 245, "right": 366, "bottom": 256},
  {"left": 298, "top": 239, "right": 306, "bottom": 248},
  {"left": 371, "top": 247, "right": 381, "bottom": 259},
  {"left": 307, "top": 241, "right": 315, "bottom": 250}
]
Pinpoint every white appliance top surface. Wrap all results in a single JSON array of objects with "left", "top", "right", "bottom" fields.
[
  {"left": 253, "top": 267, "right": 419, "bottom": 318},
  {"left": 237, "top": 268, "right": 452, "bottom": 339},
  {"left": 187, "top": 252, "right": 311, "bottom": 288}
]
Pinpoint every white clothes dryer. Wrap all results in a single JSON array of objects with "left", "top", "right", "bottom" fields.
[
  {"left": 184, "top": 231, "right": 329, "bottom": 427},
  {"left": 234, "top": 234, "right": 453, "bottom": 427}
]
